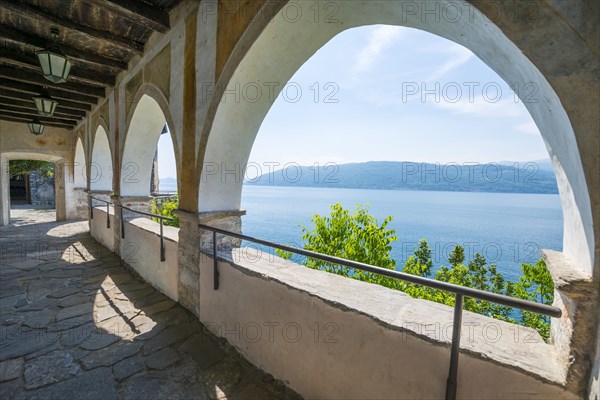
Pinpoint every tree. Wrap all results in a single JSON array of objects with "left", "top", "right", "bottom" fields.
[
  {"left": 278, "top": 203, "right": 400, "bottom": 289},
  {"left": 9, "top": 160, "right": 54, "bottom": 178},
  {"left": 150, "top": 196, "right": 180, "bottom": 227},
  {"left": 283, "top": 203, "right": 554, "bottom": 340}
]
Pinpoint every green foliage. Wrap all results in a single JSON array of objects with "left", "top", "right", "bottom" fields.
[
  {"left": 287, "top": 203, "right": 554, "bottom": 340},
  {"left": 150, "top": 196, "right": 179, "bottom": 227},
  {"left": 278, "top": 203, "right": 400, "bottom": 289},
  {"left": 9, "top": 160, "right": 54, "bottom": 178}
]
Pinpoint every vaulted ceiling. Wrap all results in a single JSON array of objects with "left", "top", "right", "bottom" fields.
[{"left": 0, "top": 0, "right": 182, "bottom": 130}]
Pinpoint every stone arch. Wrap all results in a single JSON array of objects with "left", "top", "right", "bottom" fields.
[
  {"left": 74, "top": 137, "right": 87, "bottom": 189},
  {"left": 120, "top": 84, "right": 179, "bottom": 197},
  {"left": 198, "top": 1, "right": 595, "bottom": 277},
  {"left": 90, "top": 123, "right": 113, "bottom": 192}
]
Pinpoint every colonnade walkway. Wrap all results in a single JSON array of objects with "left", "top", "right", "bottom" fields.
[{"left": 0, "top": 209, "right": 300, "bottom": 400}]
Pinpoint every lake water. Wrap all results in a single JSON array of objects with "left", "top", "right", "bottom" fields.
[{"left": 239, "top": 185, "right": 563, "bottom": 282}]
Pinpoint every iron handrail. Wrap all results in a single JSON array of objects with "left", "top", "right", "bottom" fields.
[
  {"left": 198, "top": 223, "right": 561, "bottom": 400},
  {"left": 87, "top": 195, "right": 172, "bottom": 262},
  {"left": 89, "top": 196, "right": 112, "bottom": 228},
  {"left": 118, "top": 204, "right": 173, "bottom": 262}
]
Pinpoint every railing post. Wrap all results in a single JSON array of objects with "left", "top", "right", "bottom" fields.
[
  {"left": 120, "top": 206, "right": 124, "bottom": 239},
  {"left": 160, "top": 219, "right": 165, "bottom": 262},
  {"left": 106, "top": 202, "right": 110, "bottom": 229},
  {"left": 89, "top": 196, "right": 93, "bottom": 219},
  {"left": 213, "top": 230, "right": 219, "bottom": 290},
  {"left": 445, "top": 293, "right": 464, "bottom": 400}
]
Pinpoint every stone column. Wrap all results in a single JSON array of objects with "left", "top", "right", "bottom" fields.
[
  {"left": 0, "top": 155, "right": 9, "bottom": 226},
  {"left": 73, "top": 188, "right": 89, "bottom": 220},
  {"left": 543, "top": 250, "right": 599, "bottom": 397},
  {"left": 175, "top": 209, "right": 245, "bottom": 317},
  {"left": 198, "top": 210, "right": 246, "bottom": 251},
  {"left": 175, "top": 209, "right": 201, "bottom": 316},
  {"left": 54, "top": 161, "right": 66, "bottom": 221}
]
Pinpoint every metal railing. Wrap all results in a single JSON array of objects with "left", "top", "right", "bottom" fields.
[
  {"left": 89, "top": 196, "right": 111, "bottom": 228},
  {"left": 88, "top": 195, "right": 173, "bottom": 262},
  {"left": 119, "top": 205, "right": 173, "bottom": 262},
  {"left": 198, "top": 224, "right": 561, "bottom": 400}
]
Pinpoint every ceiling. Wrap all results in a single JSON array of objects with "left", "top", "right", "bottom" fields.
[{"left": 0, "top": 0, "right": 182, "bottom": 130}]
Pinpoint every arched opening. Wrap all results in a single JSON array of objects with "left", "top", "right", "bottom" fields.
[
  {"left": 241, "top": 24, "right": 563, "bottom": 284},
  {"left": 121, "top": 93, "right": 178, "bottom": 198},
  {"left": 74, "top": 137, "right": 87, "bottom": 189},
  {"left": 2, "top": 152, "right": 64, "bottom": 224},
  {"left": 90, "top": 125, "right": 113, "bottom": 192},
  {"left": 198, "top": 1, "right": 593, "bottom": 277}
]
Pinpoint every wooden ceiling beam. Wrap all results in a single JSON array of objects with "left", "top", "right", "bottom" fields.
[
  {"left": 0, "top": 78, "right": 98, "bottom": 105},
  {"left": 1, "top": 0, "right": 144, "bottom": 55},
  {"left": 0, "top": 25, "right": 128, "bottom": 70},
  {"left": 0, "top": 66, "right": 105, "bottom": 98},
  {"left": 0, "top": 104, "right": 80, "bottom": 124},
  {"left": 0, "top": 48, "right": 115, "bottom": 87},
  {"left": 0, "top": 88, "right": 92, "bottom": 111},
  {"left": 0, "top": 96, "right": 87, "bottom": 118},
  {"left": 0, "top": 111, "right": 77, "bottom": 127},
  {"left": 82, "top": 0, "right": 170, "bottom": 33},
  {"left": 0, "top": 115, "right": 74, "bottom": 129}
]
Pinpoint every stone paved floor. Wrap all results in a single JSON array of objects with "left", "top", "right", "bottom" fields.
[{"left": 0, "top": 214, "right": 301, "bottom": 400}]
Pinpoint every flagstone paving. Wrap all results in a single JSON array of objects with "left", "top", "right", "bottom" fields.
[{"left": 0, "top": 213, "right": 301, "bottom": 400}]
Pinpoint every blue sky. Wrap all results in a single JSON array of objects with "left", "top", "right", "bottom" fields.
[{"left": 157, "top": 25, "right": 548, "bottom": 179}]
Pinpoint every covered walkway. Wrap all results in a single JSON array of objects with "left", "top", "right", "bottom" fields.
[{"left": 0, "top": 211, "right": 300, "bottom": 400}]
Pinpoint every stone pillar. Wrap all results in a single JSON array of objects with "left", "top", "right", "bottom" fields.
[
  {"left": 54, "top": 161, "right": 66, "bottom": 221},
  {"left": 543, "top": 250, "right": 599, "bottom": 397},
  {"left": 111, "top": 195, "right": 153, "bottom": 257},
  {"left": 175, "top": 209, "right": 201, "bottom": 316},
  {"left": 0, "top": 155, "right": 9, "bottom": 226},
  {"left": 175, "top": 209, "right": 245, "bottom": 317},
  {"left": 198, "top": 210, "right": 246, "bottom": 251},
  {"left": 73, "top": 188, "right": 89, "bottom": 220}
]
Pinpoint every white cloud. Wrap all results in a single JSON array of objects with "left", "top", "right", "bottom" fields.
[
  {"left": 355, "top": 26, "right": 405, "bottom": 73},
  {"left": 424, "top": 44, "right": 474, "bottom": 81}
]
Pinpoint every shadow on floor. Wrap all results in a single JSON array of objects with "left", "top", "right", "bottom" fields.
[{"left": 0, "top": 218, "right": 301, "bottom": 400}]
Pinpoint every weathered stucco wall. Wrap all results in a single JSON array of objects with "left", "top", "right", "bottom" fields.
[
  {"left": 198, "top": 248, "right": 576, "bottom": 400},
  {"left": 91, "top": 206, "right": 115, "bottom": 252},
  {"left": 119, "top": 217, "right": 179, "bottom": 301}
]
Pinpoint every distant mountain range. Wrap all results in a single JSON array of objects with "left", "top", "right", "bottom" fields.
[{"left": 246, "top": 160, "right": 558, "bottom": 194}]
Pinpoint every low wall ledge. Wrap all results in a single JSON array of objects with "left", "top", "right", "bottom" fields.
[
  {"left": 206, "top": 246, "right": 570, "bottom": 389},
  {"left": 542, "top": 249, "right": 594, "bottom": 294}
]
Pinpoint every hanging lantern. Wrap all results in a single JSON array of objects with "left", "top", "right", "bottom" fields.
[
  {"left": 33, "top": 93, "right": 58, "bottom": 117},
  {"left": 27, "top": 119, "right": 45, "bottom": 135},
  {"left": 37, "top": 28, "right": 72, "bottom": 84}
]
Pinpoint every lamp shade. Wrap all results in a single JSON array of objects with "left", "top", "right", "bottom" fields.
[
  {"left": 33, "top": 95, "right": 58, "bottom": 117},
  {"left": 36, "top": 47, "right": 72, "bottom": 83},
  {"left": 27, "top": 120, "right": 45, "bottom": 135}
]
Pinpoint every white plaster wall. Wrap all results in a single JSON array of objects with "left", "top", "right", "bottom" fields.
[
  {"left": 91, "top": 207, "right": 115, "bottom": 251},
  {"left": 74, "top": 138, "right": 87, "bottom": 189},
  {"left": 90, "top": 126, "right": 113, "bottom": 192},
  {"left": 119, "top": 217, "right": 179, "bottom": 300},
  {"left": 120, "top": 95, "right": 166, "bottom": 197},
  {"left": 199, "top": 249, "right": 576, "bottom": 400},
  {"left": 199, "top": 0, "right": 593, "bottom": 276}
]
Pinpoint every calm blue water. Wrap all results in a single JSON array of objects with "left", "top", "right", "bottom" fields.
[{"left": 240, "top": 185, "right": 563, "bottom": 281}]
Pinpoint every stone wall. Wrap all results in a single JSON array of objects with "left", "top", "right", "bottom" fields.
[{"left": 29, "top": 170, "right": 55, "bottom": 207}]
